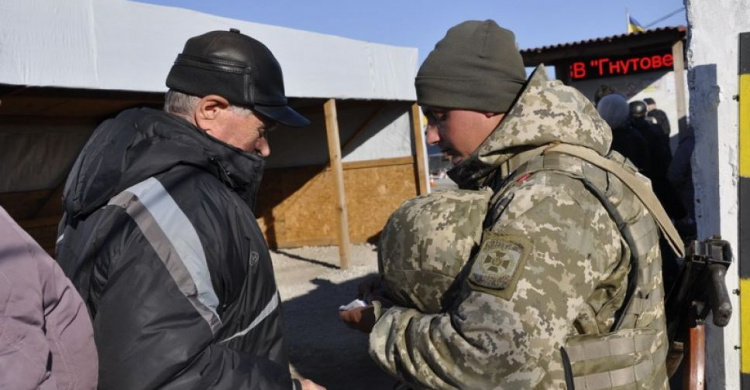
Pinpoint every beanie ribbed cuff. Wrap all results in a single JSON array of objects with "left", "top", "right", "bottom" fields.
[{"left": 416, "top": 75, "right": 525, "bottom": 113}]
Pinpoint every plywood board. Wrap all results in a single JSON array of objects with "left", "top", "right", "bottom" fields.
[
  {"left": 2, "top": 156, "right": 419, "bottom": 254},
  {"left": 257, "top": 157, "right": 418, "bottom": 248}
]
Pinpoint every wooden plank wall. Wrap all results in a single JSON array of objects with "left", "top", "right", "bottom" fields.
[
  {"left": 1, "top": 156, "right": 419, "bottom": 253},
  {"left": 256, "top": 156, "right": 418, "bottom": 248}
]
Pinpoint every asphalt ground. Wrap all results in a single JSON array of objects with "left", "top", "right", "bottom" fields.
[{"left": 271, "top": 244, "right": 398, "bottom": 390}]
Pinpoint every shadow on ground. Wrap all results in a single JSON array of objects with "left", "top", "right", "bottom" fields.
[{"left": 282, "top": 274, "right": 399, "bottom": 390}]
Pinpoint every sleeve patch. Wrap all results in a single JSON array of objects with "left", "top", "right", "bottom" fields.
[{"left": 468, "top": 232, "right": 531, "bottom": 300}]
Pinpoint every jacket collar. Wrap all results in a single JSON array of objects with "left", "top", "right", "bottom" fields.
[
  {"left": 64, "top": 108, "right": 266, "bottom": 219},
  {"left": 448, "top": 65, "right": 612, "bottom": 189}
]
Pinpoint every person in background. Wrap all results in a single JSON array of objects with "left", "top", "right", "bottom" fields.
[
  {"left": 56, "top": 29, "right": 323, "bottom": 390},
  {"left": 597, "top": 94, "right": 651, "bottom": 175},
  {"left": 668, "top": 125, "right": 697, "bottom": 241},
  {"left": 630, "top": 100, "right": 684, "bottom": 221},
  {"left": 594, "top": 84, "right": 617, "bottom": 107},
  {"left": 0, "top": 205, "right": 98, "bottom": 390},
  {"left": 644, "top": 97, "right": 672, "bottom": 137},
  {"left": 630, "top": 99, "right": 685, "bottom": 293}
]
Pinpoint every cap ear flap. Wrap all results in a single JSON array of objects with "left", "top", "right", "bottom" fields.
[{"left": 243, "top": 72, "right": 254, "bottom": 106}]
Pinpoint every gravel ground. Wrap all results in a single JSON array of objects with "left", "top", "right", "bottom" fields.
[{"left": 271, "top": 244, "right": 398, "bottom": 390}]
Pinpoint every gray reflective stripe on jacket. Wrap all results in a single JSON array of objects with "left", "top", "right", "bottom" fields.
[
  {"left": 499, "top": 147, "right": 670, "bottom": 389},
  {"left": 221, "top": 292, "right": 280, "bottom": 344},
  {"left": 108, "top": 177, "right": 222, "bottom": 333}
]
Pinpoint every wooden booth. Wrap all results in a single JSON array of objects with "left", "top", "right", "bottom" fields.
[
  {"left": 521, "top": 26, "right": 688, "bottom": 142},
  {"left": 0, "top": 0, "right": 427, "bottom": 269}
]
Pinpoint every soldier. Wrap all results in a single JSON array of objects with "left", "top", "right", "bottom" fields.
[{"left": 340, "top": 20, "right": 680, "bottom": 389}]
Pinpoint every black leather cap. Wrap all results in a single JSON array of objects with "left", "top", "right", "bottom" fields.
[{"left": 166, "top": 29, "right": 309, "bottom": 127}]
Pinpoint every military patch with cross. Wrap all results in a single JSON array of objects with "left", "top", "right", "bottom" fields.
[{"left": 468, "top": 232, "right": 531, "bottom": 300}]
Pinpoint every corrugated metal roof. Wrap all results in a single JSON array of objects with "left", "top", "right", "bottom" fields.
[
  {"left": 521, "top": 26, "right": 686, "bottom": 53},
  {"left": 520, "top": 26, "right": 686, "bottom": 67}
]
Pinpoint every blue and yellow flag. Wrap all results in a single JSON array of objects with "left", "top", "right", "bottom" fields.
[{"left": 628, "top": 15, "right": 645, "bottom": 33}]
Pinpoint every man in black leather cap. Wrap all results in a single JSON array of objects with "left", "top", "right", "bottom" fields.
[{"left": 56, "top": 29, "right": 324, "bottom": 390}]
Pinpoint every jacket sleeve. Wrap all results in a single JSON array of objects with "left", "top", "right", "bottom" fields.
[
  {"left": 90, "top": 209, "right": 294, "bottom": 390},
  {"left": 43, "top": 254, "right": 99, "bottom": 390},
  {"left": 369, "top": 174, "right": 623, "bottom": 389},
  {"left": 0, "top": 207, "right": 97, "bottom": 390}
]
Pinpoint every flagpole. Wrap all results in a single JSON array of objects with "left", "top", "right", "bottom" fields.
[{"left": 626, "top": 8, "right": 630, "bottom": 33}]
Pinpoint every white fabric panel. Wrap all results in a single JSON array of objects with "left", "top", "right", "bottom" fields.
[
  {"left": 0, "top": 0, "right": 98, "bottom": 87},
  {"left": 0, "top": 0, "right": 418, "bottom": 101},
  {"left": 264, "top": 102, "right": 413, "bottom": 169},
  {"left": 342, "top": 108, "right": 413, "bottom": 163}
]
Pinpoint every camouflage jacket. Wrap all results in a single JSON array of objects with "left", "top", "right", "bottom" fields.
[{"left": 369, "top": 66, "right": 668, "bottom": 389}]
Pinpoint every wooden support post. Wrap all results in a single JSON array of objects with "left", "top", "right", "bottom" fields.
[
  {"left": 324, "top": 99, "right": 351, "bottom": 269},
  {"left": 672, "top": 40, "right": 688, "bottom": 136},
  {"left": 684, "top": 323, "right": 706, "bottom": 390},
  {"left": 411, "top": 103, "right": 429, "bottom": 195}
]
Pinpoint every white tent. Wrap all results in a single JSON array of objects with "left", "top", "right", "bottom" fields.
[
  {"left": 0, "top": 0, "right": 427, "bottom": 260},
  {"left": 0, "top": 0, "right": 417, "bottom": 100}
]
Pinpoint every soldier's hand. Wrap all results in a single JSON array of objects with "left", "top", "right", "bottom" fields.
[
  {"left": 357, "top": 276, "right": 393, "bottom": 307},
  {"left": 299, "top": 378, "right": 326, "bottom": 390},
  {"left": 338, "top": 305, "right": 376, "bottom": 333}
]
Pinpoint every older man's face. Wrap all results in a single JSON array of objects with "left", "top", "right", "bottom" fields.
[{"left": 211, "top": 108, "right": 275, "bottom": 156}]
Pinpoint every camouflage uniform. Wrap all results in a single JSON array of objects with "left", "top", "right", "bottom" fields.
[
  {"left": 379, "top": 188, "right": 492, "bottom": 314},
  {"left": 369, "top": 66, "right": 669, "bottom": 389}
]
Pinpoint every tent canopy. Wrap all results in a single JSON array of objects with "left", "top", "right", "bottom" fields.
[{"left": 0, "top": 0, "right": 418, "bottom": 101}]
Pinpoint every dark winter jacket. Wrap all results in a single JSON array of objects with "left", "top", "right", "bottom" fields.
[
  {"left": 630, "top": 116, "right": 685, "bottom": 220},
  {"left": 0, "top": 206, "right": 98, "bottom": 390},
  {"left": 610, "top": 123, "right": 651, "bottom": 176},
  {"left": 56, "top": 108, "right": 295, "bottom": 390},
  {"left": 648, "top": 108, "right": 671, "bottom": 137}
]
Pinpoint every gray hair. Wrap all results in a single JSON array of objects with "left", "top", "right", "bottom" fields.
[
  {"left": 164, "top": 90, "right": 254, "bottom": 117},
  {"left": 164, "top": 90, "right": 200, "bottom": 116}
]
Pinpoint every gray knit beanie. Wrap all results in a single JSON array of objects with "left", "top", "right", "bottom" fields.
[
  {"left": 416, "top": 20, "right": 527, "bottom": 113},
  {"left": 597, "top": 94, "right": 629, "bottom": 130}
]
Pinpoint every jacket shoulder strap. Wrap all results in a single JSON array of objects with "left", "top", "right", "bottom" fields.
[
  {"left": 543, "top": 143, "right": 684, "bottom": 258},
  {"left": 503, "top": 143, "right": 684, "bottom": 258}
]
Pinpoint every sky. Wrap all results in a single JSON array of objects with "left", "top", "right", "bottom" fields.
[{"left": 133, "top": 0, "right": 687, "bottom": 64}]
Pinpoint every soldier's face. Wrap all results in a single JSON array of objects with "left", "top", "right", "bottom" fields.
[{"left": 423, "top": 107, "right": 503, "bottom": 165}]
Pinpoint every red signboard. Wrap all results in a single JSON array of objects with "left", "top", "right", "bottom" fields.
[{"left": 569, "top": 51, "right": 674, "bottom": 81}]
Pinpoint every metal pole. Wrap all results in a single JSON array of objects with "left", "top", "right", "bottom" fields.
[
  {"left": 672, "top": 40, "right": 688, "bottom": 137},
  {"left": 738, "top": 31, "right": 750, "bottom": 389}
]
